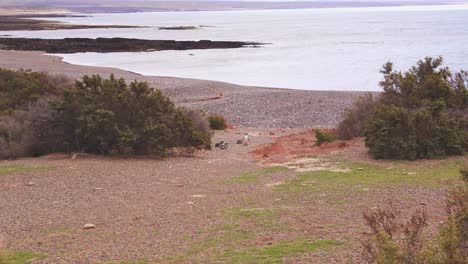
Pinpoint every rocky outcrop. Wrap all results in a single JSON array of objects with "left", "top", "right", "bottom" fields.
[{"left": 0, "top": 37, "right": 263, "bottom": 53}]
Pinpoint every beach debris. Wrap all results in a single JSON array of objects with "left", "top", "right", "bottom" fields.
[{"left": 83, "top": 223, "right": 96, "bottom": 229}]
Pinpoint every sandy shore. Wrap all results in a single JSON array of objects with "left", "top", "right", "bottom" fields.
[{"left": 0, "top": 50, "right": 369, "bottom": 128}]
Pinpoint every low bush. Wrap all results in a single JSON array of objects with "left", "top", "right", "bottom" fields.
[
  {"left": 51, "top": 74, "right": 211, "bottom": 155},
  {"left": 315, "top": 129, "right": 336, "bottom": 146},
  {"left": 0, "top": 71, "right": 212, "bottom": 158},
  {"left": 208, "top": 114, "right": 227, "bottom": 130},
  {"left": 338, "top": 57, "right": 468, "bottom": 160},
  {"left": 337, "top": 93, "right": 377, "bottom": 140},
  {"left": 0, "top": 68, "right": 71, "bottom": 114}
]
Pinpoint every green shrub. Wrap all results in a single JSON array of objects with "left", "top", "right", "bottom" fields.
[
  {"left": 363, "top": 57, "right": 468, "bottom": 160},
  {"left": 0, "top": 68, "right": 70, "bottom": 114},
  {"left": 337, "top": 93, "right": 377, "bottom": 140},
  {"left": 0, "top": 71, "right": 212, "bottom": 158},
  {"left": 51, "top": 74, "right": 211, "bottom": 155},
  {"left": 315, "top": 129, "right": 336, "bottom": 146},
  {"left": 208, "top": 114, "right": 226, "bottom": 130}
]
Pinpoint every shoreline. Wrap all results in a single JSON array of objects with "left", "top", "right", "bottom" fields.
[{"left": 0, "top": 49, "right": 370, "bottom": 128}]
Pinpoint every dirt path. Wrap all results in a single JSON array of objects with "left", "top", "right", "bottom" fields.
[{"left": 0, "top": 129, "right": 465, "bottom": 263}]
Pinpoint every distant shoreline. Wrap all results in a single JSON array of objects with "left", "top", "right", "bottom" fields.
[{"left": 1, "top": 1, "right": 468, "bottom": 15}]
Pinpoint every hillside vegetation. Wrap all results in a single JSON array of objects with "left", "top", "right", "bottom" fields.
[
  {"left": 338, "top": 57, "right": 468, "bottom": 160},
  {"left": 0, "top": 69, "right": 212, "bottom": 158}
]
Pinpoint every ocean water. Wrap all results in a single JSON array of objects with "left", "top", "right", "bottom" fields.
[{"left": 6, "top": 4, "right": 468, "bottom": 91}]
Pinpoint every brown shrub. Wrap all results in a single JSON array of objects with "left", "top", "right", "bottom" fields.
[
  {"left": 362, "top": 205, "right": 428, "bottom": 263},
  {"left": 362, "top": 166, "right": 468, "bottom": 263},
  {"left": 337, "top": 93, "right": 377, "bottom": 140},
  {"left": 208, "top": 114, "right": 227, "bottom": 130}
]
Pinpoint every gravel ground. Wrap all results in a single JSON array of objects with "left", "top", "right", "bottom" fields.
[
  {"left": 0, "top": 50, "right": 370, "bottom": 128},
  {"left": 0, "top": 129, "right": 463, "bottom": 263}
]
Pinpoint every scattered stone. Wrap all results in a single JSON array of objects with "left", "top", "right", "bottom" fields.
[
  {"left": 265, "top": 181, "right": 284, "bottom": 187},
  {"left": 27, "top": 181, "right": 35, "bottom": 186},
  {"left": 407, "top": 172, "right": 416, "bottom": 175},
  {"left": 362, "top": 188, "right": 369, "bottom": 191},
  {"left": 83, "top": 223, "right": 96, "bottom": 229},
  {"left": 187, "top": 201, "right": 195, "bottom": 205},
  {"left": 192, "top": 194, "right": 205, "bottom": 198},
  {"left": 419, "top": 202, "right": 428, "bottom": 206},
  {"left": 94, "top": 187, "right": 103, "bottom": 191},
  {"left": 357, "top": 168, "right": 364, "bottom": 170}
]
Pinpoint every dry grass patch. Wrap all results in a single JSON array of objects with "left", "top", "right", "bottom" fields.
[
  {"left": 219, "top": 238, "right": 344, "bottom": 263},
  {"left": 227, "top": 166, "right": 287, "bottom": 184},
  {"left": 0, "top": 251, "right": 46, "bottom": 264},
  {"left": 0, "top": 165, "right": 52, "bottom": 176}
]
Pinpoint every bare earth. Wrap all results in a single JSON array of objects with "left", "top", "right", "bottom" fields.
[
  {"left": 0, "top": 50, "right": 465, "bottom": 263},
  {"left": 1, "top": 129, "right": 465, "bottom": 263}
]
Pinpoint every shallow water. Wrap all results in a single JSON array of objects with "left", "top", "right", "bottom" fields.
[{"left": 6, "top": 4, "right": 468, "bottom": 91}]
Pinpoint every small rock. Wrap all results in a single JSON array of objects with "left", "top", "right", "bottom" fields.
[
  {"left": 419, "top": 202, "right": 428, "bottom": 206},
  {"left": 357, "top": 168, "right": 364, "bottom": 170},
  {"left": 192, "top": 195, "right": 205, "bottom": 198},
  {"left": 407, "top": 172, "right": 416, "bottom": 175},
  {"left": 94, "top": 187, "right": 103, "bottom": 191},
  {"left": 83, "top": 223, "right": 96, "bottom": 229},
  {"left": 174, "top": 184, "right": 184, "bottom": 187},
  {"left": 27, "top": 181, "right": 35, "bottom": 186},
  {"left": 187, "top": 201, "right": 195, "bottom": 205},
  {"left": 362, "top": 188, "right": 369, "bottom": 191}
]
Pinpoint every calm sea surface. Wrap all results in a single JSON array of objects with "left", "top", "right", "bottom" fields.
[{"left": 7, "top": 4, "right": 468, "bottom": 91}]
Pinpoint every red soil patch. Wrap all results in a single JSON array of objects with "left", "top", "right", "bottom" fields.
[{"left": 251, "top": 129, "right": 351, "bottom": 163}]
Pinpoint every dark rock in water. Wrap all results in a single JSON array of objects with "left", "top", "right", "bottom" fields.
[
  {"left": 158, "top": 26, "right": 198, "bottom": 30},
  {"left": 0, "top": 37, "right": 264, "bottom": 54}
]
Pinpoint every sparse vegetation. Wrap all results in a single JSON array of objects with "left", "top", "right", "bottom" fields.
[
  {"left": 220, "top": 238, "right": 344, "bottom": 263},
  {"left": 228, "top": 166, "right": 287, "bottom": 183},
  {"left": 0, "top": 165, "right": 52, "bottom": 176},
  {"left": 361, "top": 166, "right": 468, "bottom": 263},
  {"left": 208, "top": 114, "right": 227, "bottom": 130},
  {"left": 315, "top": 129, "right": 336, "bottom": 146},
  {"left": 276, "top": 159, "right": 465, "bottom": 194},
  {"left": 337, "top": 57, "right": 468, "bottom": 160},
  {"left": 0, "top": 251, "right": 47, "bottom": 264}
]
